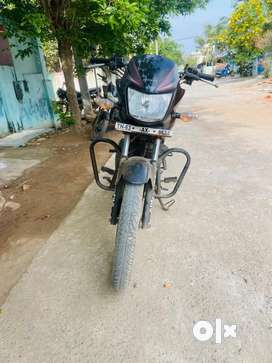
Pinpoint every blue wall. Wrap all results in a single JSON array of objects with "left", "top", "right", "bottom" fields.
[{"left": 0, "top": 38, "right": 56, "bottom": 136}]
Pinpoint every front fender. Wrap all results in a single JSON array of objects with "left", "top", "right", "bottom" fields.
[{"left": 117, "top": 157, "right": 156, "bottom": 185}]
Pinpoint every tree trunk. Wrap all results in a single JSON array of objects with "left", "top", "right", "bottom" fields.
[
  {"left": 58, "top": 39, "right": 81, "bottom": 126},
  {"left": 74, "top": 56, "right": 91, "bottom": 110}
]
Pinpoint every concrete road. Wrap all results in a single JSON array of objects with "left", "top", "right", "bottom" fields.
[{"left": 1, "top": 80, "right": 272, "bottom": 363}]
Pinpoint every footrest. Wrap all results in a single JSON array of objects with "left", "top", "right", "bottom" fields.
[
  {"left": 103, "top": 176, "right": 112, "bottom": 183},
  {"left": 101, "top": 166, "right": 115, "bottom": 175},
  {"left": 165, "top": 199, "right": 175, "bottom": 209},
  {"left": 163, "top": 177, "right": 178, "bottom": 184}
]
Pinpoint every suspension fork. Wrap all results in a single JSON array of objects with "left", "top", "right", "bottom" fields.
[
  {"left": 141, "top": 138, "right": 161, "bottom": 228},
  {"left": 121, "top": 134, "right": 130, "bottom": 158},
  {"left": 112, "top": 136, "right": 161, "bottom": 227}
]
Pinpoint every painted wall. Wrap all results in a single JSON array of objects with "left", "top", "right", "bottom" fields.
[
  {"left": 51, "top": 69, "right": 102, "bottom": 95},
  {"left": 0, "top": 37, "right": 56, "bottom": 136},
  {"left": 0, "top": 90, "right": 8, "bottom": 134}
]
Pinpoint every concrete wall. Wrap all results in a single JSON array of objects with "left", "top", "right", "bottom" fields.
[
  {"left": 0, "top": 85, "right": 9, "bottom": 134},
  {"left": 51, "top": 69, "right": 103, "bottom": 96},
  {"left": 0, "top": 38, "right": 56, "bottom": 136},
  {"left": 10, "top": 39, "right": 42, "bottom": 79}
]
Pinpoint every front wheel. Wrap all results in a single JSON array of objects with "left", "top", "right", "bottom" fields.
[{"left": 112, "top": 183, "right": 144, "bottom": 290}]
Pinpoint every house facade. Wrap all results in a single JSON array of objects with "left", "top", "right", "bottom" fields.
[{"left": 0, "top": 25, "right": 57, "bottom": 136}]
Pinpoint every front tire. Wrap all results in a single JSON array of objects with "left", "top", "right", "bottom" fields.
[{"left": 112, "top": 183, "right": 144, "bottom": 290}]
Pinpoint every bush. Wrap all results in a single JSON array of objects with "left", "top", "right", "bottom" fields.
[{"left": 52, "top": 101, "right": 76, "bottom": 127}]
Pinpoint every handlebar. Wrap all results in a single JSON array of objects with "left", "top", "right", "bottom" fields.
[
  {"left": 90, "top": 57, "right": 111, "bottom": 65},
  {"left": 197, "top": 72, "right": 215, "bottom": 82},
  {"left": 180, "top": 66, "right": 217, "bottom": 87},
  {"left": 89, "top": 56, "right": 126, "bottom": 70}
]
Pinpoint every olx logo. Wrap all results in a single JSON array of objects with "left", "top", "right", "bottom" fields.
[{"left": 193, "top": 319, "right": 237, "bottom": 344}]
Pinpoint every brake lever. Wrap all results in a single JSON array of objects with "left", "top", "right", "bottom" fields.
[{"left": 199, "top": 78, "right": 219, "bottom": 88}]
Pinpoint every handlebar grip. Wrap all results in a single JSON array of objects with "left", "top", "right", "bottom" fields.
[{"left": 198, "top": 72, "right": 215, "bottom": 82}]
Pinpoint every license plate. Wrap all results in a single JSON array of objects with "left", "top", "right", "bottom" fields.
[{"left": 115, "top": 122, "right": 173, "bottom": 137}]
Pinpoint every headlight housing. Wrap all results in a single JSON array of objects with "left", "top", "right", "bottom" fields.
[{"left": 128, "top": 88, "right": 172, "bottom": 122}]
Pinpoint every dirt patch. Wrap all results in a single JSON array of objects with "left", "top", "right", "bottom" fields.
[{"left": 0, "top": 128, "right": 120, "bottom": 305}]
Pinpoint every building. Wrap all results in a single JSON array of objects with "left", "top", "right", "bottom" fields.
[{"left": 0, "top": 25, "right": 57, "bottom": 137}]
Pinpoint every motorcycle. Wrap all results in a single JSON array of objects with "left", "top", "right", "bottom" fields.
[
  {"left": 90, "top": 55, "right": 216, "bottom": 290},
  {"left": 215, "top": 64, "right": 235, "bottom": 78},
  {"left": 89, "top": 57, "right": 125, "bottom": 139},
  {"left": 56, "top": 86, "right": 100, "bottom": 114},
  {"left": 91, "top": 98, "right": 121, "bottom": 139}
]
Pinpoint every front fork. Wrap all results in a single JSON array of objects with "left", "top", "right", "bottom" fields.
[
  {"left": 142, "top": 137, "right": 161, "bottom": 228},
  {"left": 119, "top": 134, "right": 161, "bottom": 161}
]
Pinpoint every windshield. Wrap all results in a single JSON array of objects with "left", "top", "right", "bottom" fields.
[{"left": 127, "top": 55, "right": 179, "bottom": 93}]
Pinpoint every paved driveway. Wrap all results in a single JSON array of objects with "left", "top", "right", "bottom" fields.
[{"left": 1, "top": 80, "right": 272, "bottom": 362}]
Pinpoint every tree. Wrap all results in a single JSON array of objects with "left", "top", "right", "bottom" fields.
[
  {"left": 217, "top": 0, "right": 266, "bottom": 66},
  {"left": 79, "top": 0, "right": 209, "bottom": 56},
  {"left": 43, "top": 40, "right": 61, "bottom": 72},
  {"left": 195, "top": 19, "right": 228, "bottom": 50},
  {"left": 194, "top": 19, "right": 228, "bottom": 65},
  {"left": 1, "top": 0, "right": 150, "bottom": 125},
  {"left": 1, "top": 0, "right": 80, "bottom": 124},
  {"left": 256, "top": 0, "right": 272, "bottom": 52},
  {"left": 147, "top": 37, "right": 183, "bottom": 65},
  {"left": 1, "top": 0, "right": 209, "bottom": 126},
  {"left": 256, "top": 30, "right": 272, "bottom": 51},
  {"left": 182, "top": 54, "right": 198, "bottom": 67}
]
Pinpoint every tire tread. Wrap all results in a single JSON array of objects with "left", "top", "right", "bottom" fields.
[{"left": 112, "top": 183, "right": 144, "bottom": 289}]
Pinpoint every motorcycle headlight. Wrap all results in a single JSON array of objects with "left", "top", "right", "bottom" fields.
[{"left": 128, "top": 88, "right": 172, "bottom": 122}]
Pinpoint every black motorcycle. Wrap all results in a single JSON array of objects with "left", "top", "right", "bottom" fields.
[
  {"left": 56, "top": 86, "right": 100, "bottom": 113},
  {"left": 90, "top": 57, "right": 125, "bottom": 139},
  {"left": 90, "top": 82, "right": 120, "bottom": 139},
  {"left": 90, "top": 55, "right": 216, "bottom": 289}
]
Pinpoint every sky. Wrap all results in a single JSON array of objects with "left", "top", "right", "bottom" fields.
[{"left": 170, "top": 0, "right": 234, "bottom": 54}]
